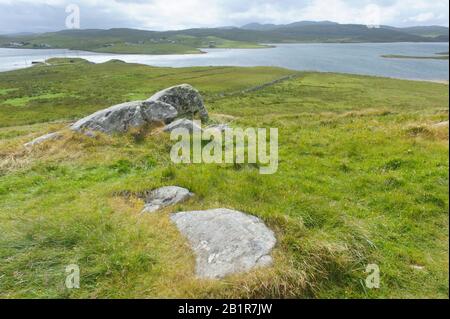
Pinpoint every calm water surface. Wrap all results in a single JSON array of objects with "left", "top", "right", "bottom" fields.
[{"left": 0, "top": 43, "right": 448, "bottom": 81}]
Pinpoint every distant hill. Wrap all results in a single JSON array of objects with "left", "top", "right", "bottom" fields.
[
  {"left": 242, "top": 21, "right": 338, "bottom": 31},
  {"left": 240, "top": 21, "right": 448, "bottom": 42},
  {"left": 170, "top": 23, "right": 445, "bottom": 43},
  {"left": 0, "top": 22, "right": 447, "bottom": 55},
  {"left": 241, "top": 23, "right": 279, "bottom": 31},
  {"left": 0, "top": 28, "right": 268, "bottom": 54},
  {"left": 433, "top": 35, "right": 450, "bottom": 42},
  {"left": 2, "top": 32, "right": 36, "bottom": 36}
]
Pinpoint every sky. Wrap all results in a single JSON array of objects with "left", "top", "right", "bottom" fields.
[{"left": 0, "top": 0, "right": 448, "bottom": 34}]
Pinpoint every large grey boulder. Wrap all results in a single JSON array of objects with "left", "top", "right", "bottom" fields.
[
  {"left": 142, "top": 186, "right": 193, "bottom": 213},
  {"left": 24, "top": 132, "right": 62, "bottom": 148},
  {"left": 148, "top": 84, "right": 208, "bottom": 121},
  {"left": 163, "top": 119, "right": 202, "bottom": 133},
  {"left": 71, "top": 101, "right": 177, "bottom": 134},
  {"left": 171, "top": 208, "right": 276, "bottom": 279}
]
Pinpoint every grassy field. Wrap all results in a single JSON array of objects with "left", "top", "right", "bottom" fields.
[{"left": 0, "top": 59, "right": 448, "bottom": 298}]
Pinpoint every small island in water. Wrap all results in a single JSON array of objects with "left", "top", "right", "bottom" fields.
[{"left": 382, "top": 52, "right": 449, "bottom": 60}]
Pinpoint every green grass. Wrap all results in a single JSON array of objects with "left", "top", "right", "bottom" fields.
[
  {"left": 0, "top": 61, "right": 294, "bottom": 127},
  {"left": 0, "top": 60, "right": 448, "bottom": 299},
  {"left": 3, "top": 93, "right": 68, "bottom": 107},
  {"left": 0, "top": 88, "right": 19, "bottom": 95}
]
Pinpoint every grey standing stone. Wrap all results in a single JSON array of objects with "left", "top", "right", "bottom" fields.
[
  {"left": 148, "top": 84, "right": 209, "bottom": 121},
  {"left": 142, "top": 186, "right": 193, "bottom": 213},
  {"left": 171, "top": 208, "right": 276, "bottom": 279}
]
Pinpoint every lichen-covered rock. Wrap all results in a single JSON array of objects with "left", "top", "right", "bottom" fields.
[
  {"left": 171, "top": 208, "right": 276, "bottom": 279},
  {"left": 148, "top": 84, "right": 208, "bottom": 121},
  {"left": 142, "top": 186, "right": 193, "bottom": 213},
  {"left": 70, "top": 101, "right": 177, "bottom": 134},
  {"left": 163, "top": 119, "right": 202, "bottom": 133},
  {"left": 24, "top": 132, "right": 62, "bottom": 148}
]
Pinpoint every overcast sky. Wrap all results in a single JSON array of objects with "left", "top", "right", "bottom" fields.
[{"left": 0, "top": 0, "right": 448, "bottom": 34}]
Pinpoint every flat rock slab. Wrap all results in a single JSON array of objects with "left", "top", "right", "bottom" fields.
[
  {"left": 171, "top": 208, "right": 276, "bottom": 279},
  {"left": 24, "top": 132, "right": 62, "bottom": 148},
  {"left": 142, "top": 186, "right": 193, "bottom": 213}
]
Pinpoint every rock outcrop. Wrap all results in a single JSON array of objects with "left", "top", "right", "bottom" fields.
[
  {"left": 71, "top": 101, "right": 177, "bottom": 134},
  {"left": 147, "top": 84, "right": 208, "bottom": 121},
  {"left": 24, "top": 132, "right": 62, "bottom": 148},
  {"left": 171, "top": 208, "right": 276, "bottom": 279},
  {"left": 70, "top": 84, "right": 208, "bottom": 134},
  {"left": 142, "top": 186, "right": 193, "bottom": 213}
]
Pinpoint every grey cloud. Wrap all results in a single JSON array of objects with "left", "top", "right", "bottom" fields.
[{"left": 0, "top": 0, "right": 448, "bottom": 34}]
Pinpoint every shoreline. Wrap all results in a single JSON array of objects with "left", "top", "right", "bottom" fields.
[
  {"left": 1, "top": 59, "right": 448, "bottom": 85},
  {"left": 1, "top": 45, "right": 448, "bottom": 84},
  {"left": 0, "top": 45, "right": 271, "bottom": 56},
  {"left": 2, "top": 40, "right": 448, "bottom": 53},
  {"left": 423, "top": 80, "right": 449, "bottom": 84}
]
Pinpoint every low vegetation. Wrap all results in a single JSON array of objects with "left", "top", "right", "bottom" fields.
[
  {"left": 382, "top": 53, "right": 449, "bottom": 60},
  {"left": 0, "top": 59, "right": 448, "bottom": 298}
]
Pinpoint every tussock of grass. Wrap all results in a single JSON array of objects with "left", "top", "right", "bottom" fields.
[{"left": 405, "top": 122, "right": 449, "bottom": 141}]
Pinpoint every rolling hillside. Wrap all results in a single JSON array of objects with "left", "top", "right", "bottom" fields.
[
  {"left": 389, "top": 26, "right": 449, "bottom": 37},
  {"left": 0, "top": 59, "right": 448, "bottom": 298}
]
